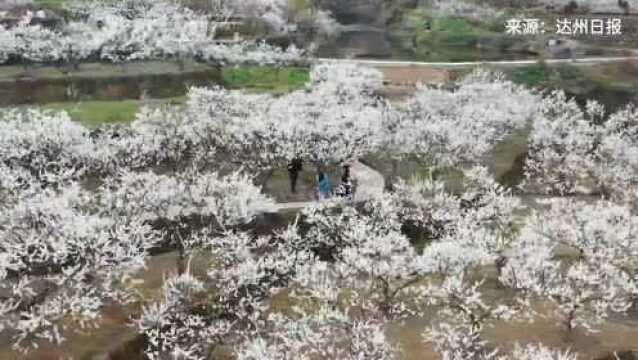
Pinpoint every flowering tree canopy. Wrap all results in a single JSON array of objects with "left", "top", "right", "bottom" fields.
[
  {"left": 525, "top": 92, "right": 638, "bottom": 200},
  {"left": 382, "top": 69, "right": 540, "bottom": 170},
  {"left": 2, "top": 57, "right": 638, "bottom": 359},
  {"left": 181, "top": 63, "right": 387, "bottom": 171},
  {"left": 0, "top": 109, "right": 94, "bottom": 186},
  {"left": 501, "top": 199, "right": 638, "bottom": 332},
  {"left": 0, "top": 185, "right": 158, "bottom": 352},
  {"left": 0, "top": 0, "right": 306, "bottom": 65}
]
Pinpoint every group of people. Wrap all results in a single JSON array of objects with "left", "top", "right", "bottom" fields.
[{"left": 287, "top": 158, "right": 354, "bottom": 201}]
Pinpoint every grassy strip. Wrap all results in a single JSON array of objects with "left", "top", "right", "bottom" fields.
[
  {"left": 42, "top": 100, "right": 141, "bottom": 128},
  {"left": 507, "top": 62, "right": 638, "bottom": 111},
  {"left": 33, "top": 0, "right": 67, "bottom": 9},
  {"left": 508, "top": 62, "right": 584, "bottom": 88},
  {"left": 222, "top": 66, "right": 310, "bottom": 94},
  {"left": 31, "top": 97, "right": 184, "bottom": 128}
]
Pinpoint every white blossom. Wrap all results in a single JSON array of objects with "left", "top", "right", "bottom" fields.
[
  {"left": 98, "top": 169, "right": 276, "bottom": 227},
  {"left": 0, "top": 0, "right": 305, "bottom": 65},
  {"left": 501, "top": 200, "right": 638, "bottom": 332},
  {"left": 384, "top": 69, "right": 539, "bottom": 168},
  {"left": 511, "top": 343, "right": 577, "bottom": 360},
  {"left": 0, "top": 185, "right": 157, "bottom": 351},
  {"left": 236, "top": 306, "right": 396, "bottom": 359}
]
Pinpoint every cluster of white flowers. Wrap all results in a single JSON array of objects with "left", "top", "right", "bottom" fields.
[
  {"left": 425, "top": 322, "right": 499, "bottom": 360},
  {"left": 0, "top": 105, "right": 278, "bottom": 353},
  {"left": 99, "top": 169, "right": 276, "bottom": 225},
  {"left": 595, "top": 105, "right": 638, "bottom": 200},
  {"left": 228, "top": 0, "right": 290, "bottom": 33},
  {"left": 267, "top": 64, "right": 386, "bottom": 166},
  {"left": 0, "top": 172, "right": 275, "bottom": 353},
  {"left": 0, "top": 0, "right": 304, "bottom": 65},
  {"left": 501, "top": 200, "right": 638, "bottom": 332},
  {"left": 426, "top": 323, "right": 578, "bottom": 360},
  {"left": 0, "top": 184, "right": 158, "bottom": 352},
  {"left": 3, "top": 62, "right": 638, "bottom": 358},
  {"left": 383, "top": 69, "right": 540, "bottom": 168},
  {"left": 541, "top": 0, "right": 627, "bottom": 12},
  {"left": 122, "top": 164, "right": 527, "bottom": 358},
  {"left": 0, "top": 0, "right": 33, "bottom": 10},
  {"left": 0, "top": 107, "right": 200, "bottom": 187},
  {"left": 134, "top": 269, "right": 234, "bottom": 360},
  {"left": 429, "top": 0, "right": 505, "bottom": 22},
  {"left": 294, "top": 167, "right": 520, "bottom": 324},
  {"left": 134, "top": 226, "right": 313, "bottom": 359},
  {"left": 179, "top": 66, "right": 543, "bottom": 178},
  {"left": 0, "top": 66, "right": 550, "bottom": 192},
  {"left": 511, "top": 343, "right": 578, "bottom": 360},
  {"left": 525, "top": 92, "right": 638, "bottom": 199},
  {"left": 0, "top": 109, "right": 94, "bottom": 186},
  {"left": 237, "top": 306, "right": 396, "bottom": 359},
  {"left": 183, "top": 63, "right": 386, "bottom": 172}
]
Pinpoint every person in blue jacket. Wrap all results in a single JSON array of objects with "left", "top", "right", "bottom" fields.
[{"left": 317, "top": 171, "right": 332, "bottom": 200}]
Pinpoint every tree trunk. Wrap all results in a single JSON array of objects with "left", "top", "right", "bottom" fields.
[
  {"left": 390, "top": 158, "right": 399, "bottom": 190},
  {"left": 565, "top": 309, "right": 576, "bottom": 334},
  {"left": 177, "top": 241, "right": 186, "bottom": 275},
  {"left": 259, "top": 169, "right": 275, "bottom": 192}
]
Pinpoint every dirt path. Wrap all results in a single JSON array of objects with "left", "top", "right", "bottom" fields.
[
  {"left": 376, "top": 66, "right": 451, "bottom": 85},
  {"left": 375, "top": 66, "right": 452, "bottom": 100},
  {"left": 351, "top": 160, "right": 385, "bottom": 202},
  {"left": 318, "top": 55, "right": 638, "bottom": 69}
]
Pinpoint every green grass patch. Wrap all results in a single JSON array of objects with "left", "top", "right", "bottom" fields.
[
  {"left": 508, "top": 63, "right": 638, "bottom": 111},
  {"left": 37, "top": 97, "right": 186, "bottom": 128},
  {"left": 509, "top": 63, "right": 584, "bottom": 88},
  {"left": 222, "top": 66, "right": 309, "bottom": 94},
  {"left": 390, "top": 8, "right": 521, "bottom": 62},
  {"left": 33, "top": 0, "right": 67, "bottom": 9},
  {"left": 509, "top": 63, "right": 552, "bottom": 87},
  {"left": 43, "top": 100, "right": 141, "bottom": 128},
  {"left": 290, "top": 0, "right": 312, "bottom": 12},
  {"left": 433, "top": 17, "right": 475, "bottom": 35}
]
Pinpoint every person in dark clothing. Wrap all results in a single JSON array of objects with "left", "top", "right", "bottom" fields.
[
  {"left": 341, "top": 164, "right": 351, "bottom": 183},
  {"left": 287, "top": 158, "right": 303, "bottom": 193},
  {"left": 336, "top": 164, "right": 353, "bottom": 200}
]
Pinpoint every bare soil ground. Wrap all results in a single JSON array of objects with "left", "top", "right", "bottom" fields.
[
  {"left": 378, "top": 66, "right": 451, "bottom": 85},
  {"left": 377, "top": 66, "right": 451, "bottom": 100}
]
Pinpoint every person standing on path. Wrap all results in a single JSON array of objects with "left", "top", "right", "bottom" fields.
[
  {"left": 287, "top": 158, "right": 303, "bottom": 194},
  {"left": 317, "top": 171, "right": 332, "bottom": 200},
  {"left": 336, "top": 164, "right": 354, "bottom": 200}
]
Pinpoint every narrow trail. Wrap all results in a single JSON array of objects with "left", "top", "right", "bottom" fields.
[
  {"left": 273, "top": 160, "right": 385, "bottom": 211},
  {"left": 318, "top": 54, "right": 638, "bottom": 69},
  {"left": 351, "top": 160, "right": 385, "bottom": 202}
]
